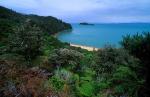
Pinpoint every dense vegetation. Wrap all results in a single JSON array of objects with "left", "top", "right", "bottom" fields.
[
  {"left": 121, "top": 33, "right": 150, "bottom": 97},
  {"left": 0, "top": 6, "right": 72, "bottom": 35},
  {"left": 0, "top": 6, "right": 149, "bottom": 97}
]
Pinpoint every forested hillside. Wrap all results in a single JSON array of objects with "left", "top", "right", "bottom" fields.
[{"left": 0, "top": 6, "right": 72, "bottom": 35}]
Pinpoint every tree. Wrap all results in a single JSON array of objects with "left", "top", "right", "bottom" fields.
[
  {"left": 121, "top": 32, "right": 150, "bottom": 97},
  {"left": 9, "top": 19, "right": 43, "bottom": 65},
  {"left": 111, "top": 66, "right": 143, "bottom": 97},
  {"left": 92, "top": 46, "right": 140, "bottom": 79},
  {"left": 48, "top": 48, "right": 83, "bottom": 71}
]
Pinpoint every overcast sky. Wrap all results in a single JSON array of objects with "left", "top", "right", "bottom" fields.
[{"left": 0, "top": 0, "right": 150, "bottom": 23}]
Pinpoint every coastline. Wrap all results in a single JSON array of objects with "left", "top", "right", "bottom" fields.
[
  {"left": 54, "top": 30, "right": 99, "bottom": 51},
  {"left": 70, "top": 43, "right": 99, "bottom": 51}
]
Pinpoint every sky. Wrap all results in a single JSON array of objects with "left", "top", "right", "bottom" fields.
[{"left": 0, "top": 0, "right": 150, "bottom": 23}]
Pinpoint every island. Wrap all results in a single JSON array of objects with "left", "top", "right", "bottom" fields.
[{"left": 79, "top": 22, "right": 94, "bottom": 25}]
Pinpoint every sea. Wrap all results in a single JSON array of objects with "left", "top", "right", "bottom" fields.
[{"left": 57, "top": 23, "right": 150, "bottom": 48}]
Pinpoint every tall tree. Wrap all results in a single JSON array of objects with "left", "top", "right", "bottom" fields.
[
  {"left": 121, "top": 33, "right": 150, "bottom": 97},
  {"left": 9, "top": 19, "right": 43, "bottom": 65}
]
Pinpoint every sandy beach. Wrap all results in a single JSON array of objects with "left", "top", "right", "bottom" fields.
[
  {"left": 70, "top": 44, "right": 99, "bottom": 51},
  {"left": 54, "top": 34, "right": 99, "bottom": 51}
]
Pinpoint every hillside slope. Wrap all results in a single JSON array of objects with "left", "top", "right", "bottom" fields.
[{"left": 0, "top": 6, "right": 72, "bottom": 35}]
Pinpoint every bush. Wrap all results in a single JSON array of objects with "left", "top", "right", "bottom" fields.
[
  {"left": 48, "top": 76, "right": 65, "bottom": 91},
  {"left": 93, "top": 46, "right": 140, "bottom": 77},
  {"left": 111, "top": 66, "right": 143, "bottom": 97},
  {"left": 42, "top": 36, "right": 67, "bottom": 56},
  {"left": 48, "top": 48, "right": 83, "bottom": 71},
  {"left": 8, "top": 19, "right": 43, "bottom": 64},
  {"left": 121, "top": 32, "right": 150, "bottom": 96},
  {"left": 54, "top": 68, "right": 74, "bottom": 83},
  {"left": 0, "top": 19, "right": 14, "bottom": 39},
  {"left": 77, "top": 81, "right": 95, "bottom": 97},
  {"left": 98, "top": 81, "right": 110, "bottom": 90},
  {"left": 92, "top": 46, "right": 117, "bottom": 76}
]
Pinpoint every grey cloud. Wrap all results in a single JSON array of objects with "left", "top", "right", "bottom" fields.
[{"left": 0, "top": 0, "right": 150, "bottom": 23}]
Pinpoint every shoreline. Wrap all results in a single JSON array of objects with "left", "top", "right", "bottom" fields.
[
  {"left": 70, "top": 43, "right": 99, "bottom": 51},
  {"left": 54, "top": 31, "right": 99, "bottom": 51}
]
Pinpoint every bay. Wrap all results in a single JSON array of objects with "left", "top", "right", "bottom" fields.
[{"left": 57, "top": 23, "right": 150, "bottom": 48}]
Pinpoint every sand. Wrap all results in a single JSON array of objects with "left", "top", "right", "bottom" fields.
[{"left": 70, "top": 44, "right": 99, "bottom": 51}]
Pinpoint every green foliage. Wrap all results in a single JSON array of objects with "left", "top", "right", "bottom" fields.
[
  {"left": 74, "top": 67, "right": 96, "bottom": 97},
  {"left": 112, "top": 66, "right": 137, "bottom": 80},
  {"left": 92, "top": 46, "right": 142, "bottom": 96},
  {"left": 121, "top": 32, "right": 150, "bottom": 96},
  {"left": 80, "top": 68, "right": 95, "bottom": 81},
  {"left": 93, "top": 46, "right": 118, "bottom": 75},
  {"left": 0, "top": 6, "right": 72, "bottom": 35},
  {"left": 77, "top": 81, "right": 95, "bottom": 97},
  {"left": 28, "top": 15, "right": 72, "bottom": 34},
  {"left": 93, "top": 46, "right": 140, "bottom": 77},
  {"left": 111, "top": 66, "right": 143, "bottom": 96},
  {"left": 80, "top": 52, "right": 95, "bottom": 69},
  {"left": 8, "top": 20, "right": 43, "bottom": 64},
  {"left": 48, "top": 48, "right": 84, "bottom": 71},
  {"left": 48, "top": 75, "right": 65, "bottom": 91},
  {"left": 54, "top": 68, "right": 73, "bottom": 83},
  {"left": 98, "top": 81, "right": 110, "bottom": 90},
  {"left": 42, "top": 36, "right": 68, "bottom": 56},
  {"left": 0, "top": 19, "right": 14, "bottom": 39},
  {"left": 121, "top": 32, "right": 150, "bottom": 65}
]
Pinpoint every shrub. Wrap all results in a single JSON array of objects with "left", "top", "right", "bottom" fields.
[
  {"left": 77, "top": 81, "right": 95, "bottom": 97},
  {"left": 48, "top": 76, "right": 65, "bottom": 91},
  {"left": 121, "top": 32, "right": 150, "bottom": 96},
  {"left": 111, "top": 66, "right": 143, "bottom": 97},
  {"left": 54, "top": 68, "right": 74, "bottom": 83},
  {"left": 98, "top": 81, "right": 111, "bottom": 90},
  {"left": 8, "top": 19, "right": 43, "bottom": 65},
  {"left": 0, "top": 19, "right": 14, "bottom": 39},
  {"left": 42, "top": 36, "right": 67, "bottom": 56},
  {"left": 93, "top": 46, "right": 140, "bottom": 77},
  {"left": 48, "top": 48, "right": 83, "bottom": 71},
  {"left": 92, "top": 46, "right": 118, "bottom": 75}
]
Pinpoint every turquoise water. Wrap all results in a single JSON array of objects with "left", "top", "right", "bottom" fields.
[{"left": 57, "top": 23, "right": 150, "bottom": 48}]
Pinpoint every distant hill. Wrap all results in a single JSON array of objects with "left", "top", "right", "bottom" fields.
[{"left": 0, "top": 6, "right": 72, "bottom": 35}]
